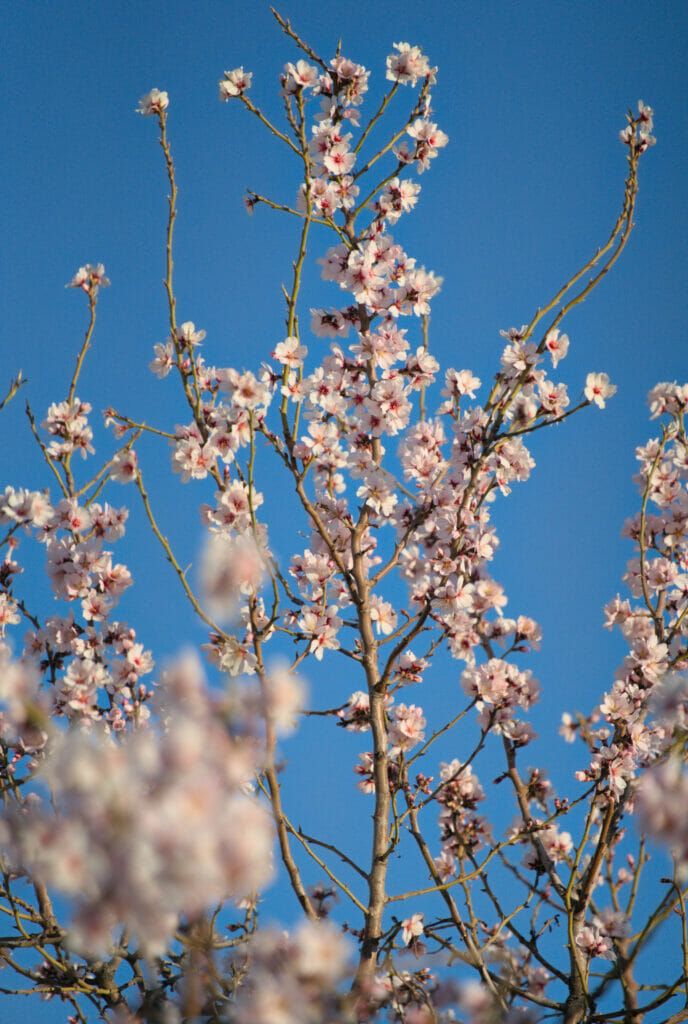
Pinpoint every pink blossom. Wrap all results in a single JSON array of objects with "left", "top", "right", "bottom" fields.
[
  {"left": 201, "top": 534, "right": 266, "bottom": 621},
  {"left": 231, "top": 922, "right": 350, "bottom": 1022},
  {"left": 442, "top": 368, "right": 482, "bottom": 401},
  {"left": 575, "top": 925, "right": 615, "bottom": 961},
  {"left": 329, "top": 56, "right": 370, "bottom": 105},
  {"left": 272, "top": 336, "right": 307, "bottom": 367},
  {"left": 283, "top": 60, "right": 319, "bottom": 93},
  {"left": 401, "top": 912, "right": 424, "bottom": 945},
  {"left": 219, "top": 68, "right": 252, "bottom": 99},
  {"left": 298, "top": 606, "right": 342, "bottom": 660},
  {"left": 175, "top": 320, "right": 206, "bottom": 348},
  {"left": 585, "top": 372, "right": 617, "bottom": 408},
  {"left": 433, "top": 847, "right": 457, "bottom": 882},
  {"left": 0, "top": 593, "right": 20, "bottom": 634},
  {"left": 337, "top": 690, "right": 371, "bottom": 731},
  {"left": 559, "top": 712, "right": 578, "bottom": 743},
  {"left": 621, "top": 100, "right": 656, "bottom": 150},
  {"left": 369, "top": 594, "right": 398, "bottom": 635},
  {"left": 220, "top": 368, "right": 272, "bottom": 410},
  {"left": 545, "top": 328, "right": 570, "bottom": 367},
  {"left": 388, "top": 702, "right": 426, "bottom": 754},
  {"left": 323, "top": 143, "right": 356, "bottom": 175},
  {"left": 397, "top": 268, "right": 443, "bottom": 316},
  {"left": 43, "top": 398, "right": 94, "bottom": 459},
  {"left": 405, "top": 118, "right": 449, "bottom": 171},
  {"left": 1, "top": 652, "right": 273, "bottom": 954},
  {"left": 636, "top": 758, "right": 688, "bottom": 868},
  {"left": 66, "top": 264, "right": 110, "bottom": 293},
  {"left": 377, "top": 177, "right": 421, "bottom": 224},
  {"left": 149, "top": 340, "right": 176, "bottom": 378},
  {"left": 203, "top": 634, "right": 257, "bottom": 676},
  {"left": 137, "top": 88, "right": 169, "bottom": 115},
  {"left": 647, "top": 381, "right": 688, "bottom": 419},
  {"left": 263, "top": 663, "right": 306, "bottom": 734},
  {"left": 109, "top": 449, "right": 138, "bottom": 483},
  {"left": 386, "top": 43, "right": 436, "bottom": 86}
]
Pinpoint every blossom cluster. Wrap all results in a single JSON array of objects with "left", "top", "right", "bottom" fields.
[
  {"left": 140, "top": 48, "right": 627, "bottom": 777},
  {"left": 434, "top": 761, "right": 489, "bottom": 875},
  {"left": 568, "top": 382, "right": 688, "bottom": 804},
  {"left": 1, "top": 652, "right": 272, "bottom": 955},
  {"left": 0, "top": 485, "right": 149, "bottom": 727},
  {"left": 42, "top": 398, "right": 95, "bottom": 460},
  {"left": 126, "top": 65, "right": 654, "bottom": 1011},
  {"left": 620, "top": 99, "right": 656, "bottom": 151},
  {"left": 227, "top": 920, "right": 352, "bottom": 1024},
  {"left": 66, "top": 263, "right": 110, "bottom": 294}
]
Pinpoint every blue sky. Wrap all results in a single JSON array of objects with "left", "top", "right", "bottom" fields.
[{"left": 3, "top": 0, "right": 688, "bottom": 1016}]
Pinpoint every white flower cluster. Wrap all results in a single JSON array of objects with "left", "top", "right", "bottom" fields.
[{"left": 1, "top": 652, "right": 272, "bottom": 955}]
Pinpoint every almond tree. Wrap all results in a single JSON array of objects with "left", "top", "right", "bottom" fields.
[{"left": 1, "top": 12, "right": 686, "bottom": 1024}]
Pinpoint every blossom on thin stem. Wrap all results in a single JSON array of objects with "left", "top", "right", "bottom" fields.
[
  {"left": 620, "top": 100, "right": 656, "bottom": 150},
  {"left": 219, "top": 68, "right": 252, "bottom": 99},
  {"left": 137, "top": 88, "right": 169, "bottom": 116},
  {"left": 66, "top": 263, "right": 110, "bottom": 294}
]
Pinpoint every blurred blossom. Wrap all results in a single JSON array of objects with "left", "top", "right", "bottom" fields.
[
  {"left": 0, "top": 651, "right": 273, "bottom": 955},
  {"left": 229, "top": 920, "right": 351, "bottom": 1023},
  {"left": 201, "top": 532, "right": 266, "bottom": 622}
]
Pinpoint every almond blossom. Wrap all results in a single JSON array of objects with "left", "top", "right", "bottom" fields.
[
  {"left": 544, "top": 328, "right": 569, "bottom": 368},
  {"left": 201, "top": 533, "right": 266, "bottom": 621},
  {"left": 585, "top": 371, "right": 617, "bottom": 408},
  {"left": 401, "top": 912, "right": 424, "bottom": 946},
  {"left": 109, "top": 449, "right": 138, "bottom": 483},
  {"left": 137, "top": 88, "right": 168, "bottom": 115},
  {"left": 219, "top": 67, "right": 252, "bottom": 99},
  {"left": 387, "top": 702, "right": 426, "bottom": 754},
  {"left": 575, "top": 925, "right": 615, "bottom": 962},
  {"left": 386, "top": 43, "right": 436, "bottom": 86},
  {"left": 66, "top": 263, "right": 110, "bottom": 293}
]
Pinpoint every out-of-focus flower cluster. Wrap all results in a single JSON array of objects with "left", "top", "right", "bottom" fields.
[
  {"left": 227, "top": 920, "right": 352, "bottom": 1024},
  {"left": 636, "top": 753, "right": 688, "bottom": 872},
  {"left": 1, "top": 652, "right": 272, "bottom": 955}
]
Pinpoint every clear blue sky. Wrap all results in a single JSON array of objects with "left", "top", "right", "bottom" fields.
[{"left": 3, "top": 0, "right": 688, "bottom": 1016}]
